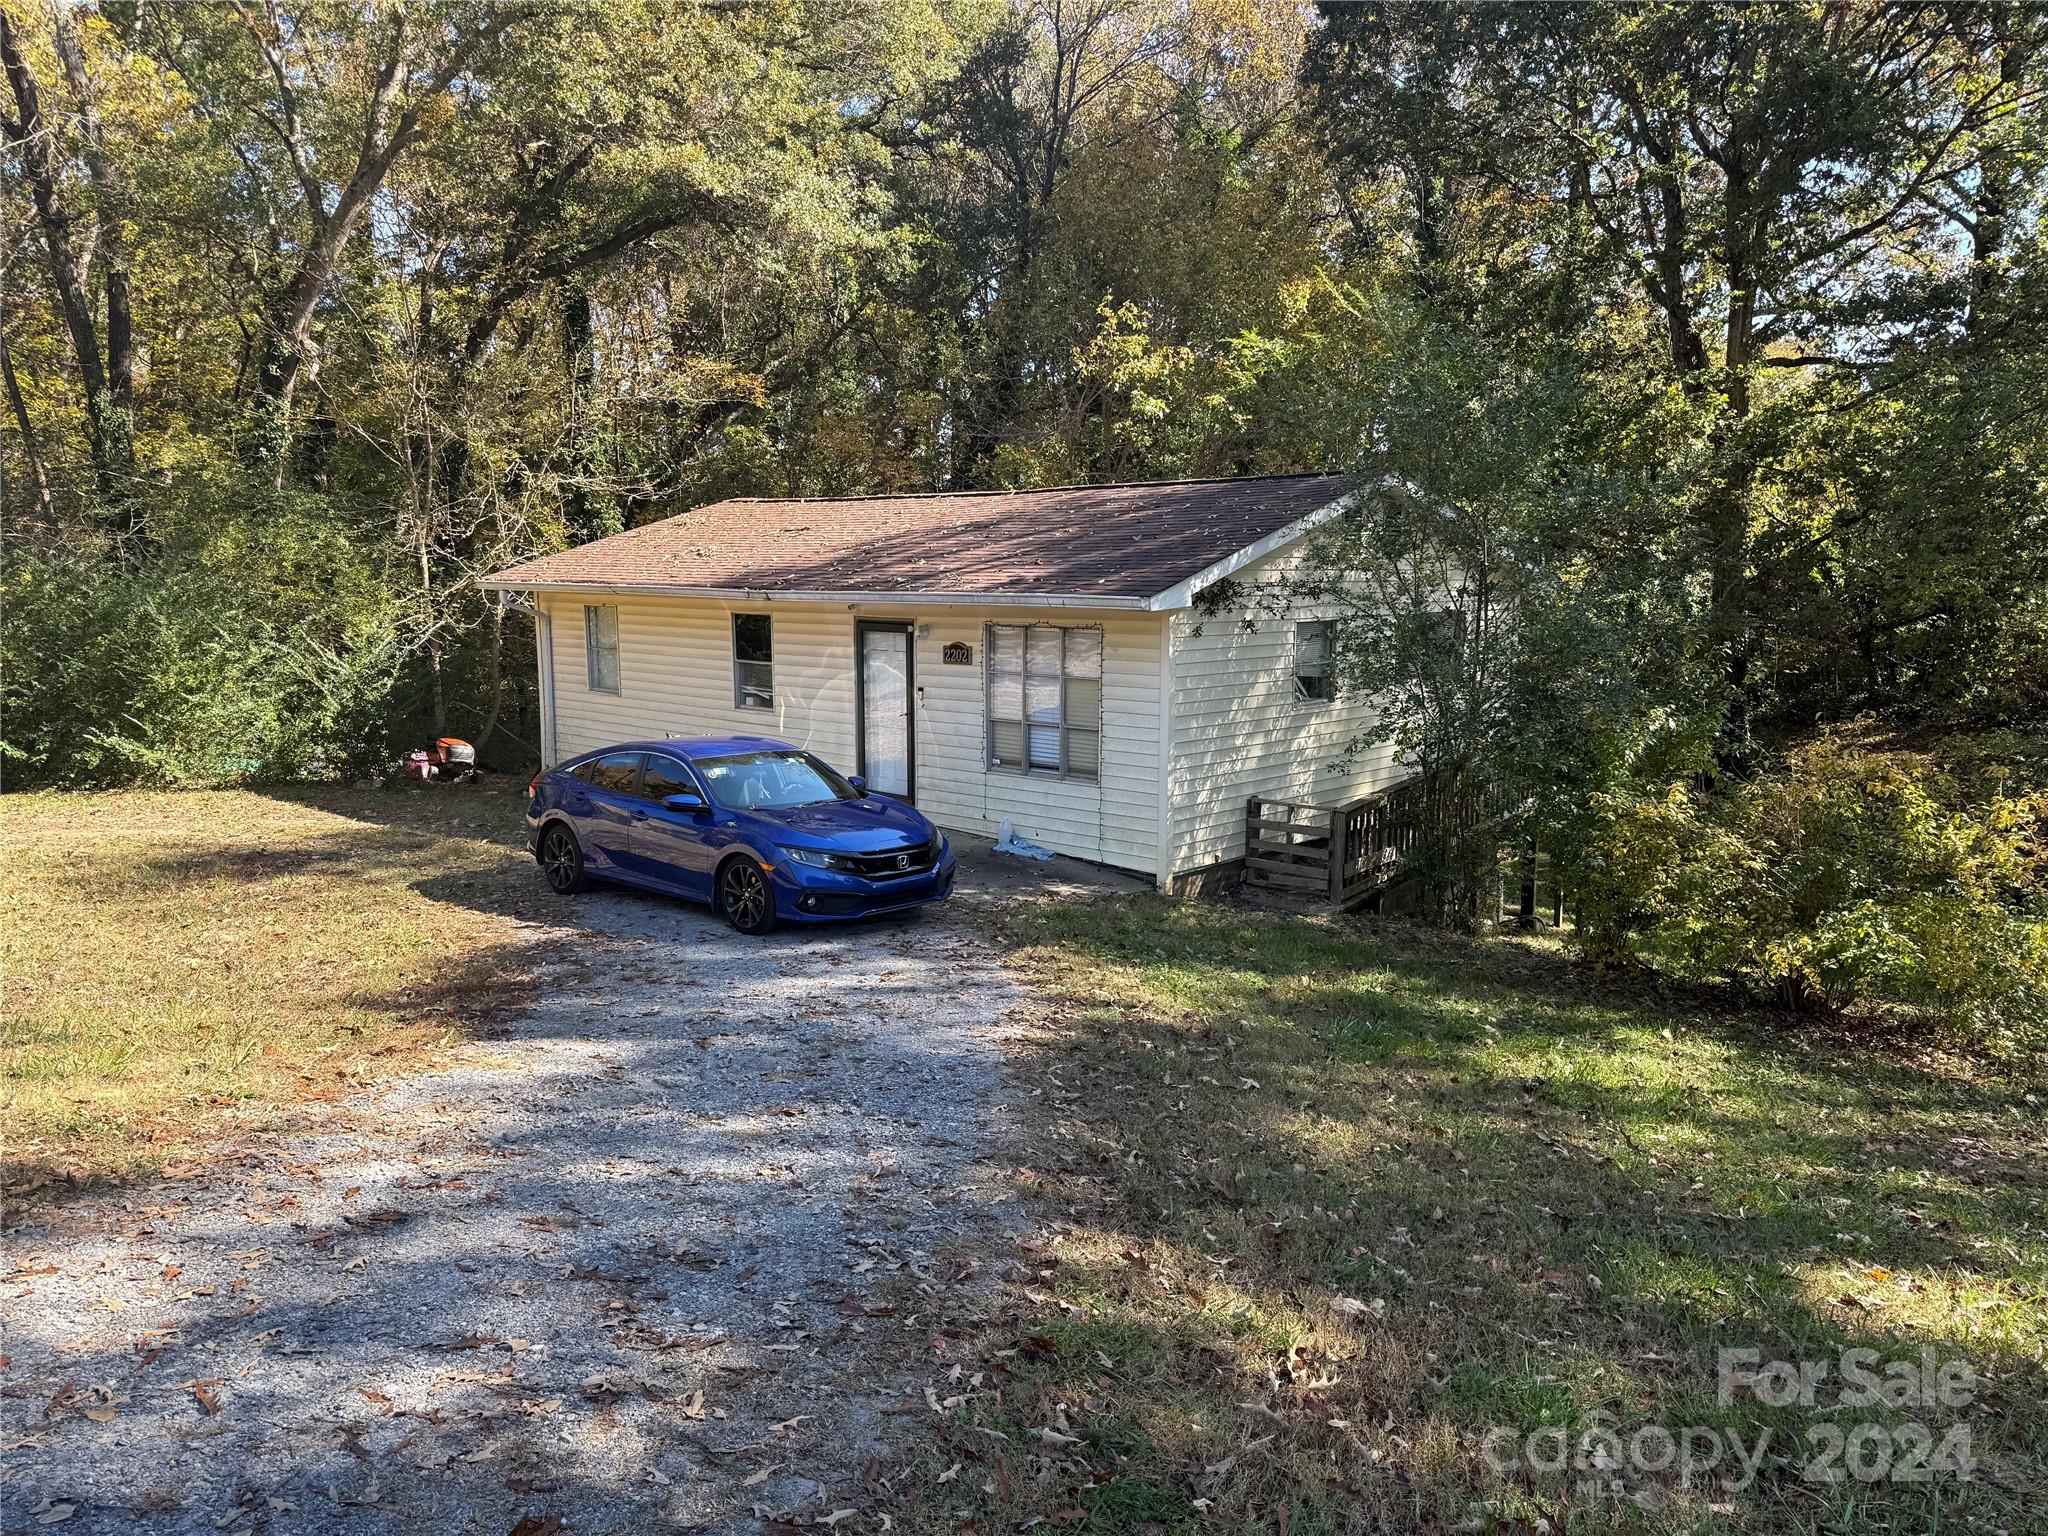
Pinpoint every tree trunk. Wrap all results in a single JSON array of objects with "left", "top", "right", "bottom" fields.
[
  {"left": 0, "top": 325, "right": 55, "bottom": 520},
  {"left": 48, "top": 0, "right": 136, "bottom": 435},
  {"left": 1517, "top": 836, "right": 1537, "bottom": 928},
  {"left": 0, "top": 8, "right": 131, "bottom": 499},
  {"left": 473, "top": 602, "right": 505, "bottom": 756},
  {"left": 1708, "top": 132, "right": 1761, "bottom": 777}
]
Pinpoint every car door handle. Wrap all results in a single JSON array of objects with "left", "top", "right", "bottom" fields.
[{"left": 630, "top": 809, "right": 648, "bottom": 821}]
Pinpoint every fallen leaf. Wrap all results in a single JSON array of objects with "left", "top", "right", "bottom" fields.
[
  {"left": 506, "top": 1519, "right": 565, "bottom": 1536},
  {"left": 35, "top": 1501, "right": 77, "bottom": 1525},
  {"left": 193, "top": 1382, "right": 222, "bottom": 1415},
  {"left": 1327, "top": 1296, "right": 1386, "bottom": 1325},
  {"left": 743, "top": 1463, "right": 783, "bottom": 1487}
]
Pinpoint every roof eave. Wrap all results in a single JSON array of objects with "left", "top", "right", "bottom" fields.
[
  {"left": 1141, "top": 490, "right": 1358, "bottom": 610},
  {"left": 472, "top": 578, "right": 1157, "bottom": 610},
  {"left": 479, "top": 480, "right": 1378, "bottom": 610}
]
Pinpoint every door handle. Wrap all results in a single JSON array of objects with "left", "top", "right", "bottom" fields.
[{"left": 630, "top": 809, "right": 649, "bottom": 821}]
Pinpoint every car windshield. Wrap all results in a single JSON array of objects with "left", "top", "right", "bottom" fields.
[{"left": 694, "top": 750, "right": 858, "bottom": 811}]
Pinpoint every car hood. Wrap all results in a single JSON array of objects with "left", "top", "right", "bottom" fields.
[{"left": 747, "top": 797, "right": 935, "bottom": 852}]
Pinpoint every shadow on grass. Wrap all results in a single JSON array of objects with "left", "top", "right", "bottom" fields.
[
  {"left": 924, "top": 894, "right": 2047, "bottom": 1535},
  {"left": 2, "top": 786, "right": 552, "bottom": 1215}
]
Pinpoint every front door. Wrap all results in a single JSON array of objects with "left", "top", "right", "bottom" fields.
[{"left": 856, "top": 621, "right": 914, "bottom": 800}]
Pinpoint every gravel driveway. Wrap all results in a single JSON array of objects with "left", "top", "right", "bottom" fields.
[{"left": 2, "top": 881, "right": 1041, "bottom": 1535}]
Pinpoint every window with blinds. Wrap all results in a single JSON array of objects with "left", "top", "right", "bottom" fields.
[
  {"left": 986, "top": 624, "right": 1102, "bottom": 780},
  {"left": 584, "top": 604, "right": 620, "bottom": 693}
]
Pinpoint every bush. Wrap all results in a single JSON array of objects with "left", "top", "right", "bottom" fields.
[
  {"left": 1561, "top": 741, "right": 2048, "bottom": 1055},
  {"left": 3, "top": 495, "right": 409, "bottom": 788}
]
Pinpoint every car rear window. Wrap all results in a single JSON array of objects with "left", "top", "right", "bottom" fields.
[{"left": 573, "top": 752, "right": 642, "bottom": 794}]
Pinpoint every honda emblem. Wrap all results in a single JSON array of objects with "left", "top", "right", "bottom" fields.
[{"left": 896, "top": 854, "right": 909, "bottom": 869}]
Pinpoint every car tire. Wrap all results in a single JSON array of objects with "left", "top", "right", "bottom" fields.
[
  {"left": 718, "top": 857, "right": 778, "bottom": 935},
  {"left": 539, "top": 823, "right": 588, "bottom": 895}
]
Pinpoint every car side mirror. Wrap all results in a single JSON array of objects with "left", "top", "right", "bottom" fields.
[
  {"left": 848, "top": 775, "right": 866, "bottom": 794},
  {"left": 662, "top": 792, "right": 709, "bottom": 814}
]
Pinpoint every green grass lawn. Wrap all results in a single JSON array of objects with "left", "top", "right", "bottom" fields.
[
  {"left": 1, "top": 785, "right": 546, "bottom": 1196},
  {"left": 918, "top": 897, "right": 2046, "bottom": 1535}
]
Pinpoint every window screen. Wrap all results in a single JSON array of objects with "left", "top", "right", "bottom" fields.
[
  {"left": 986, "top": 624, "right": 1103, "bottom": 780},
  {"left": 1295, "top": 620, "right": 1336, "bottom": 702},
  {"left": 585, "top": 604, "right": 620, "bottom": 693},
  {"left": 733, "top": 613, "right": 773, "bottom": 708}
]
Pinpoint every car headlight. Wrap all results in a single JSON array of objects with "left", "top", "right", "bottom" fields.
[{"left": 780, "top": 845, "right": 849, "bottom": 870}]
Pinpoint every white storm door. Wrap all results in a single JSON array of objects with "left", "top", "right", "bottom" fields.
[{"left": 856, "top": 621, "right": 914, "bottom": 800}]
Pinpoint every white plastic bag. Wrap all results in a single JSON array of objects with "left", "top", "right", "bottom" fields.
[{"left": 993, "top": 819, "right": 1055, "bottom": 860}]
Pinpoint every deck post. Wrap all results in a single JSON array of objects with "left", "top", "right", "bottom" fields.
[{"left": 1327, "top": 805, "right": 1345, "bottom": 907}]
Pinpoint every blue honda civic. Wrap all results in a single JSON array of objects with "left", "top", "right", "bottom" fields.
[{"left": 524, "top": 736, "right": 955, "bottom": 933}]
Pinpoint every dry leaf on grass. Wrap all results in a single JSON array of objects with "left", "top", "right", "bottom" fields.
[{"left": 1327, "top": 1295, "right": 1386, "bottom": 1325}]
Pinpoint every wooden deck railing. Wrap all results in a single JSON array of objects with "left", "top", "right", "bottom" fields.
[{"left": 1243, "top": 770, "right": 1514, "bottom": 910}]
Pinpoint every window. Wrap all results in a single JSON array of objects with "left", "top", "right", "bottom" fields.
[
  {"left": 696, "top": 750, "right": 857, "bottom": 810},
  {"left": 733, "top": 613, "right": 773, "bottom": 708},
  {"left": 986, "top": 624, "right": 1102, "bottom": 779},
  {"left": 573, "top": 751, "right": 641, "bottom": 794},
  {"left": 585, "top": 604, "right": 620, "bottom": 692},
  {"left": 640, "top": 754, "right": 698, "bottom": 802},
  {"left": 1295, "top": 620, "right": 1336, "bottom": 702}
]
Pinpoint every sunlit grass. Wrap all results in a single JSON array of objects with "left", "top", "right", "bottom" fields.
[
  {"left": 1, "top": 786, "right": 547, "bottom": 1192},
  {"left": 924, "top": 896, "right": 2047, "bottom": 1535}
]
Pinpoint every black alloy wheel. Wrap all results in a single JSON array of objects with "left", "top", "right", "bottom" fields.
[
  {"left": 719, "top": 858, "right": 777, "bottom": 934},
  {"left": 540, "top": 824, "right": 587, "bottom": 894}
]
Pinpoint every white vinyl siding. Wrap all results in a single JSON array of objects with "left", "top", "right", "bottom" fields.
[
  {"left": 537, "top": 593, "right": 1167, "bottom": 874},
  {"left": 528, "top": 507, "right": 1389, "bottom": 887},
  {"left": 1164, "top": 546, "right": 1410, "bottom": 877}
]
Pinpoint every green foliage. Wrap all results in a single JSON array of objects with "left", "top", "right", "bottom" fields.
[
  {"left": 1562, "top": 741, "right": 2048, "bottom": 1053},
  {"left": 3, "top": 489, "right": 407, "bottom": 786}
]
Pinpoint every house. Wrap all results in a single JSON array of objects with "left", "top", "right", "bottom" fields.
[{"left": 479, "top": 474, "right": 1409, "bottom": 892}]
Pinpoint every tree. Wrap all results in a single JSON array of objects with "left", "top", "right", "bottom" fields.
[
  {"left": 1308, "top": 1, "right": 2046, "bottom": 769},
  {"left": 1, "top": 2, "right": 137, "bottom": 503}
]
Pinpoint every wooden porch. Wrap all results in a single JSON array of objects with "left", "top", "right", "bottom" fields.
[{"left": 1242, "top": 771, "right": 1523, "bottom": 912}]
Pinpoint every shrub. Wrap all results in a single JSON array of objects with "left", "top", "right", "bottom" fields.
[
  {"left": 1561, "top": 741, "right": 2048, "bottom": 1055},
  {"left": 2, "top": 495, "right": 408, "bottom": 787}
]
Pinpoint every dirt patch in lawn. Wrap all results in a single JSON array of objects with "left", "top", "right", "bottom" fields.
[{"left": 2, "top": 785, "right": 549, "bottom": 1201}]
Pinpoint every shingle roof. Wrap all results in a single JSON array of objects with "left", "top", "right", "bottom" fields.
[{"left": 482, "top": 474, "right": 1350, "bottom": 604}]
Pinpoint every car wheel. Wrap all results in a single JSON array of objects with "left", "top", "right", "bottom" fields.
[
  {"left": 718, "top": 857, "right": 777, "bottom": 934},
  {"left": 540, "top": 824, "right": 588, "bottom": 894}
]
